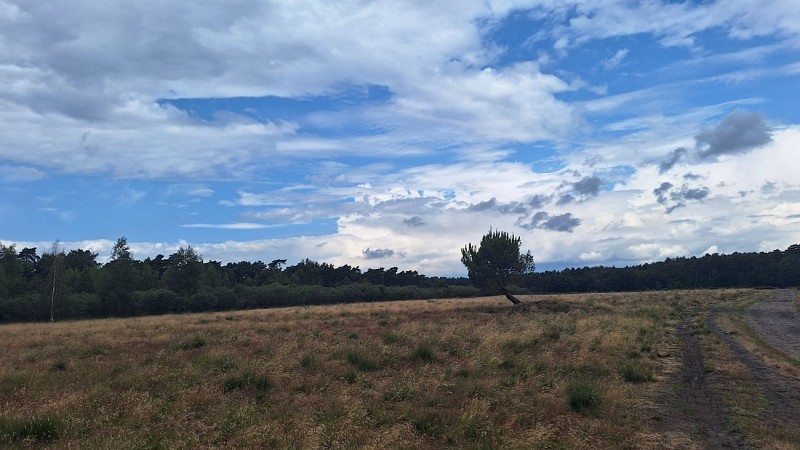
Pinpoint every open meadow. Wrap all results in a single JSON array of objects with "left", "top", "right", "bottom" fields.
[{"left": 1, "top": 289, "right": 798, "bottom": 449}]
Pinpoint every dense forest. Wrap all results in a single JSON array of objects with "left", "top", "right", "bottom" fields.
[{"left": 1, "top": 237, "right": 799, "bottom": 323}]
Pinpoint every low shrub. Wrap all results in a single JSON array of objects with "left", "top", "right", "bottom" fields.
[
  {"left": 567, "top": 381, "right": 601, "bottom": 413},
  {"left": 381, "top": 331, "right": 398, "bottom": 344},
  {"left": 620, "top": 363, "right": 654, "bottom": 383},
  {"left": 412, "top": 342, "right": 435, "bottom": 362},
  {"left": 222, "top": 375, "right": 249, "bottom": 392},
  {"left": 413, "top": 411, "right": 444, "bottom": 437},
  {"left": 300, "top": 353, "right": 317, "bottom": 369}
]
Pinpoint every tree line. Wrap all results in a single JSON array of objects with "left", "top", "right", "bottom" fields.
[
  {"left": 0, "top": 237, "right": 478, "bottom": 322},
  {"left": 1, "top": 236, "right": 799, "bottom": 323},
  {"left": 524, "top": 245, "right": 800, "bottom": 293}
]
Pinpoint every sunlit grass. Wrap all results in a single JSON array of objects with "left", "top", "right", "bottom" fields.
[{"left": 0, "top": 290, "right": 764, "bottom": 448}]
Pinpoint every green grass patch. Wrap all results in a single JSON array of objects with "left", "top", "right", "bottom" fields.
[
  {"left": 383, "top": 385, "right": 414, "bottom": 402},
  {"left": 411, "top": 342, "right": 435, "bottom": 362},
  {"left": 346, "top": 350, "right": 379, "bottom": 371},
  {"left": 222, "top": 374, "right": 249, "bottom": 392},
  {"left": 0, "top": 416, "right": 60, "bottom": 442},
  {"left": 0, "top": 375, "right": 28, "bottom": 394},
  {"left": 341, "top": 370, "right": 357, "bottom": 384},
  {"left": 300, "top": 353, "right": 318, "bottom": 369},
  {"left": 413, "top": 411, "right": 444, "bottom": 437},
  {"left": 177, "top": 336, "right": 206, "bottom": 351},
  {"left": 567, "top": 380, "right": 601, "bottom": 414},
  {"left": 254, "top": 374, "right": 272, "bottom": 392},
  {"left": 381, "top": 331, "right": 398, "bottom": 344},
  {"left": 620, "top": 363, "right": 654, "bottom": 383}
]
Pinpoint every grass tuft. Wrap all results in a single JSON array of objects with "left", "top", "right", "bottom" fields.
[
  {"left": 0, "top": 375, "right": 28, "bottom": 394},
  {"left": 567, "top": 380, "right": 602, "bottom": 414},
  {"left": 413, "top": 411, "right": 444, "bottom": 437},
  {"left": 381, "top": 331, "right": 398, "bottom": 344},
  {"left": 346, "top": 350, "right": 379, "bottom": 371},
  {"left": 177, "top": 336, "right": 206, "bottom": 351},
  {"left": 412, "top": 342, "right": 435, "bottom": 362},
  {"left": 0, "top": 416, "right": 60, "bottom": 442},
  {"left": 254, "top": 374, "right": 272, "bottom": 392},
  {"left": 300, "top": 353, "right": 317, "bottom": 369},
  {"left": 619, "top": 363, "right": 654, "bottom": 383},
  {"left": 222, "top": 374, "right": 249, "bottom": 392}
]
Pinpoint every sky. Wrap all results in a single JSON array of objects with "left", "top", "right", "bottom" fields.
[{"left": 1, "top": 0, "right": 800, "bottom": 275}]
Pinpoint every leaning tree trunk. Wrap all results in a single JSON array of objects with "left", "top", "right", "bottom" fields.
[{"left": 502, "top": 288, "right": 521, "bottom": 305}]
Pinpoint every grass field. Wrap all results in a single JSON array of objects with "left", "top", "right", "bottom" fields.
[{"left": 0, "top": 290, "right": 770, "bottom": 448}]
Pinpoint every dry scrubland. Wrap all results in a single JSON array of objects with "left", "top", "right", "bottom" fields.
[{"left": 0, "top": 289, "right": 786, "bottom": 448}]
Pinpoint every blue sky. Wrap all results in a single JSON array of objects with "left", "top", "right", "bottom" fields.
[{"left": 1, "top": 1, "right": 800, "bottom": 275}]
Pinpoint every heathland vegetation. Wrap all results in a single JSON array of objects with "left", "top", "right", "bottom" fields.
[
  {"left": 2, "top": 289, "right": 783, "bottom": 448},
  {"left": 2, "top": 231, "right": 799, "bottom": 447},
  {"left": 1, "top": 236, "right": 799, "bottom": 322}
]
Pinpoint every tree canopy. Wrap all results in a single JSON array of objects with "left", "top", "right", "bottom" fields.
[{"left": 461, "top": 229, "right": 535, "bottom": 304}]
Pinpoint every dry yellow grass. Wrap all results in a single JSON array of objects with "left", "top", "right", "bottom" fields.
[{"left": 0, "top": 290, "right": 765, "bottom": 448}]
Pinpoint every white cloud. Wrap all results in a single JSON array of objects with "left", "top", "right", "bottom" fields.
[
  {"left": 0, "top": 1, "right": 579, "bottom": 179},
  {"left": 0, "top": 164, "right": 46, "bottom": 182},
  {"left": 602, "top": 48, "right": 629, "bottom": 70}
]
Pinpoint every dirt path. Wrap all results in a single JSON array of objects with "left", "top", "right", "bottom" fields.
[
  {"left": 708, "top": 306, "right": 800, "bottom": 429},
  {"left": 654, "top": 313, "right": 748, "bottom": 448},
  {"left": 657, "top": 290, "right": 800, "bottom": 447},
  {"left": 746, "top": 289, "right": 800, "bottom": 359}
]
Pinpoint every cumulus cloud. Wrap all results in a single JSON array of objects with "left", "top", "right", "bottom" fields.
[
  {"left": 517, "top": 211, "right": 581, "bottom": 232},
  {"left": 695, "top": 110, "right": 772, "bottom": 160},
  {"left": 658, "top": 148, "right": 688, "bottom": 173},
  {"left": 362, "top": 248, "right": 394, "bottom": 259},
  {"left": 557, "top": 194, "right": 575, "bottom": 205},
  {"left": 653, "top": 181, "right": 710, "bottom": 213},
  {"left": 403, "top": 216, "right": 425, "bottom": 227},
  {"left": 468, "top": 198, "right": 499, "bottom": 212},
  {"left": 0, "top": 1, "right": 582, "bottom": 179},
  {"left": 571, "top": 176, "right": 602, "bottom": 196},
  {"left": 673, "top": 186, "right": 710, "bottom": 202},
  {"left": 653, "top": 182, "right": 674, "bottom": 204}
]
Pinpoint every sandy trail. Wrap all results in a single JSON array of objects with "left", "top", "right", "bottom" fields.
[
  {"left": 658, "top": 290, "right": 800, "bottom": 447},
  {"left": 746, "top": 289, "right": 800, "bottom": 359}
]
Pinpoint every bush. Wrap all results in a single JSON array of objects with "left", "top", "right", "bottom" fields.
[
  {"left": 222, "top": 374, "right": 249, "bottom": 392},
  {"left": 254, "top": 374, "right": 272, "bottom": 392},
  {"left": 134, "top": 289, "right": 181, "bottom": 316},
  {"left": 300, "top": 353, "right": 317, "bottom": 369},
  {"left": 620, "top": 363, "right": 654, "bottom": 383},
  {"left": 413, "top": 411, "right": 444, "bottom": 437},
  {"left": 381, "top": 331, "right": 398, "bottom": 344},
  {"left": 412, "top": 342, "right": 435, "bottom": 362},
  {"left": 189, "top": 291, "right": 217, "bottom": 312},
  {"left": 567, "top": 381, "right": 601, "bottom": 413}
]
